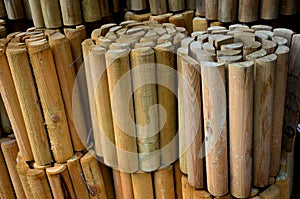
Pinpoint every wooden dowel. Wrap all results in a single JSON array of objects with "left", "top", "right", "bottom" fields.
[
  {"left": 131, "top": 47, "right": 160, "bottom": 172},
  {"left": 218, "top": 0, "right": 237, "bottom": 23},
  {"left": 182, "top": 10, "right": 194, "bottom": 35},
  {"left": 127, "top": 0, "right": 147, "bottom": 11},
  {"left": 6, "top": 46, "right": 52, "bottom": 166},
  {"left": 99, "top": 0, "right": 110, "bottom": 17},
  {"left": 67, "top": 153, "right": 89, "bottom": 199},
  {"left": 0, "top": 97, "right": 11, "bottom": 134},
  {"left": 100, "top": 164, "right": 116, "bottom": 199},
  {"left": 259, "top": 184, "right": 280, "bottom": 198},
  {"left": 80, "top": 152, "right": 108, "bottom": 199},
  {"left": 40, "top": 0, "right": 62, "bottom": 28},
  {"left": 253, "top": 54, "right": 277, "bottom": 187},
  {"left": 26, "top": 169, "right": 52, "bottom": 199},
  {"left": 275, "top": 170, "right": 290, "bottom": 199},
  {"left": 260, "top": 0, "right": 280, "bottom": 19},
  {"left": 238, "top": 0, "right": 259, "bottom": 23},
  {"left": 154, "top": 166, "right": 176, "bottom": 199},
  {"left": 16, "top": 153, "right": 34, "bottom": 198},
  {"left": 0, "top": 0, "right": 6, "bottom": 18},
  {"left": 169, "top": 14, "right": 185, "bottom": 27},
  {"left": 186, "top": 0, "right": 196, "bottom": 9},
  {"left": 149, "top": 13, "right": 173, "bottom": 24},
  {"left": 280, "top": 0, "right": 297, "bottom": 15},
  {"left": 132, "top": 172, "right": 154, "bottom": 199},
  {"left": 28, "top": 39, "right": 74, "bottom": 163},
  {"left": 182, "top": 175, "right": 193, "bottom": 199},
  {"left": 261, "top": 39, "right": 277, "bottom": 54},
  {"left": 168, "top": 0, "right": 185, "bottom": 11},
  {"left": 217, "top": 49, "right": 242, "bottom": 57},
  {"left": 76, "top": 25, "right": 87, "bottom": 41},
  {"left": 193, "top": 190, "right": 212, "bottom": 199},
  {"left": 3, "top": 0, "right": 24, "bottom": 19},
  {"left": 243, "top": 41, "right": 262, "bottom": 60},
  {"left": 193, "top": 17, "right": 208, "bottom": 32},
  {"left": 201, "top": 61, "right": 228, "bottom": 196},
  {"left": 273, "top": 28, "right": 294, "bottom": 47},
  {"left": 120, "top": 171, "right": 134, "bottom": 199},
  {"left": 59, "top": 0, "right": 82, "bottom": 26},
  {"left": 23, "top": 0, "right": 32, "bottom": 19},
  {"left": 28, "top": 0, "right": 44, "bottom": 27},
  {"left": 112, "top": 169, "right": 123, "bottom": 199},
  {"left": 106, "top": 49, "right": 139, "bottom": 172},
  {"left": 174, "top": 161, "right": 183, "bottom": 199},
  {"left": 228, "top": 61, "right": 254, "bottom": 198},
  {"left": 205, "top": 0, "right": 218, "bottom": 20},
  {"left": 272, "top": 36, "right": 288, "bottom": 46},
  {"left": 154, "top": 42, "right": 177, "bottom": 167},
  {"left": 196, "top": 0, "right": 206, "bottom": 16},
  {"left": 81, "top": 0, "right": 102, "bottom": 22},
  {"left": 1, "top": 140, "right": 26, "bottom": 198},
  {"left": 46, "top": 164, "right": 76, "bottom": 199},
  {"left": 149, "top": 0, "right": 167, "bottom": 15}
]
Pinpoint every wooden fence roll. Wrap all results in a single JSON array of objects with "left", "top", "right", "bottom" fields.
[
  {"left": 238, "top": 0, "right": 259, "bottom": 23},
  {"left": 205, "top": 0, "right": 218, "bottom": 20},
  {"left": 218, "top": 0, "right": 237, "bottom": 23},
  {"left": 3, "top": 0, "right": 24, "bottom": 19},
  {"left": 127, "top": 0, "right": 147, "bottom": 11},
  {"left": 27, "top": 39, "right": 74, "bottom": 163},
  {"left": 168, "top": 0, "right": 185, "bottom": 12},
  {"left": 253, "top": 54, "right": 277, "bottom": 187},
  {"left": 40, "top": 0, "right": 62, "bottom": 28},
  {"left": 149, "top": 0, "right": 167, "bottom": 15},
  {"left": 132, "top": 172, "right": 154, "bottom": 199},
  {"left": 280, "top": 0, "right": 297, "bottom": 15},
  {"left": 228, "top": 61, "right": 254, "bottom": 198},
  {"left": 59, "top": 0, "right": 82, "bottom": 26},
  {"left": 28, "top": 0, "right": 44, "bottom": 27},
  {"left": 26, "top": 169, "right": 52, "bottom": 199},
  {"left": 196, "top": 0, "right": 206, "bottom": 16},
  {"left": 201, "top": 61, "right": 228, "bottom": 196},
  {"left": 1, "top": 139, "right": 26, "bottom": 199},
  {"left": 260, "top": 0, "right": 280, "bottom": 19},
  {"left": 154, "top": 166, "right": 176, "bottom": 199}
]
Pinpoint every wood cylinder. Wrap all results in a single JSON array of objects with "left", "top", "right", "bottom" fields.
[
  {"left": 205, "top": 0, "right": 218, "bottom": 20},
  {"left": 182, "top": 175, "right": 193, "bottom": 199},
  {"left": 127, "top": 0, "right": 147, "bottom": 11},
  {"left": 196, "top": 0, "right": 206, "bottom": 16},
  {"left": 112, "top": 169, "right": 123, "bottom": 199},
  {"left": 0, "top": 0, "right": 6, "bottom": 18},
  {"left": 218, "top": 0, "right": 237, "bottom": 23},
  {"left": 193, "top": 190, "right": 212, "bottom": 199},
  {"left": 238, "top": 0, "right": 259, "bottom": 23},
  {"left": 3, "top": 0, "right": 24, "bottom": 19},
  {"left": 275, "top": 170, "right": 289, "bottom": 199},
  {"left": 181, "top": 10, "right": 194, "bottom": 35},
  {"left": 99, "top": 0, "right": 110, "bottom": 17},
  {"left": 40, "top": 0, "right": 62, "bottom": 28},
  {"left": 253, "top": 54, "right": 277, "bottom": 187},
  {"left": 259, "top": 184, "right": 280, "bottom": 199},
  {"left": 28, "top": 0, "right": 44, "bottom": 27},
  {"left": 27, "top": 39, "right": 74, "bottom": 163},
  {"left": 280, "top": 0, "right": 297, "bottom": 15},
  {"left": 174, "top": 161, "right": 183, "bottom": 199},
  {"left": 23, "top": 0, "right": 32, "bottom": 19},
  {"left": 228, "top": 61, "right": 254, "bottom": 198},
  {"left": 59, "top": 0, "right": 82, "bottom": 26},
  {"left": 131, "top": 47, "right": 160, "bottom": 172},
  {"left": 169, "top": 14, "right": 185, "bottom": 27},
  {"left": 0, "top": 97, "right": 11, "bottom": 134},
  {"left": 193, "top": 17, "right": 208, "bottom": 32},
  {"left": 260, "top": 0, "right": 280, "bottom": 19},
  {"left": 120, "top": 171, "right": 134, "bottom": 199},
  {"left": 168, "top": 0, "right": 185, "bottom": 12},
  {"left": 132, "top": 172, "right": 154, "bottom": 199},
  {"left": 81, "top": 0, "right": 102, "bottom": 22},
  {"left": 16, "top": 153, "right": 34, "bottom": 199},
  {"left": 154, "top": 166, "right": 176, "bottom": 199},
  {"left": 1, "top": 140, "right": 26, "bottom": 198},
  {"left": 106, "top": 49, "right": 139, "bottom": 172},
  {"left": 149, "top": 0, "right": 167, "bottom": 15},
  {"left": 26, "top": 169, "right": 52, "bottom": 199},
  {"left": 273, "top": 28, "right": 294, "bottom": 47},
  {"left": 201, "top": 61, "right": 228, "bottom": 196}
]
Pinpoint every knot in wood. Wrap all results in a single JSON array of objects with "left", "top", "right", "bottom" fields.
[{"left": 51, "top": 114, "right": 60, "bottom": 122}]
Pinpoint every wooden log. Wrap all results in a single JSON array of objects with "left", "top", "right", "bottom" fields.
[
  {"left": 154, "top": 42, "right": 177, "bottom": 167},
  {"left": 99, "top": 0, "right": 110, "bottom": 17},
  {"left": 193, "top": 190, "right": 212, "bottom": 199},
  {"left": 270, "top": 45, "right": 290, "bottom": 177},
  {"left": 81, "top": 152, "right": 108, "bottom": 199},
  {"left": 168, "top": 0, "right": 185, "bottom": 11},
  {"left": 6, "top": 46, "right": 52, "bottom": 166},
  {"left": 260, "top": 0, "right": 280, "bottom": 19},
  {"left": 120, "top": 172, "right": 134, "bottom": 199},
  {"left": 16, "top": 153, "right": 34, "bottom": 199},
  {"left": 27, "top": 39, "right": 74, "bottom": 163},
  {"left": 193, "top": 17, "right": 208, "bottom": 32},
  {"left": 182, "top": 175, "right": 193, "bottom": 199},
  {"left": 132, "top": 172, "right": 154, "bottom": 199},
  {"left": 26, "top": 169, "right": 52, "bottom": 199},
  {"left": 131, "top": 47, "right": 160, "bottom": 172},
  {"left": 67, "top": 153, "right": 89, "bottom": 199},
  {"left": 196, "top": 0, "right": 206, "bottom": 16},
  {"left": 280, "top": 0, "right": 297, "bottom": 15},
  {"left": 112, "top": 169, "right": 123, "bottom": 199},
  {"left": 3, "top": 0, "right": 24, "bottom": 19},
  {"left": 1, "top": 140, "right": 26, "bottom": 198},
  {"left": 238, "top": 0, "right": 259, "bottom": 23},
  {"left": 135, "top": 41, "right": 156, "bottom": 48},
  {"left": 218, "top": 0, "right": 237, "bottom": 23},
  {"left": 23, "top": 0, "right": 32, "bottom": 19},
  {"left": 174, "top": 161, "right": 183, "bottom": 199},
  {"left": 186, "top": 0, "right": 196, "bottom": 9},
  {"left": 214, "top": 35, "right": 234, "bottom": 50},
  {"left": 76, "top": 25, "right": 87, "bottom": 40},
  {"left": 0, "top": 0, "right": 6, "bottom": 18},
  {"left": 182, "top": 10, "right": 194, "bottom": 35},
  {"left": 243, "top": 41, "right": 262, "bottom": 60},
  {"left": 169, "top": 14, "right": 185, "bottom": 27},
  {"left": 81, "top": 0, "right": 102, "bottom": 22},
  {"left": 273, "top": 28, "right": 294, "bottom": 47},
  {"left": 275, "top": 170, "right": 289, "bottom": 199},
  {"left": 46, "top": 164, "right": 76, "bottom": 199},
  {"left": 127, "top": 0, "right": 147, "bottom": 11},
  {"left": 149, "top": 0, "right": 167, "bottom": 15},
  {"left": 154, "top": 166, "right": 176, "bottom": 199},
  {"left": 149, "top": 13, "right": 173, "bottom": 24},
  {"left": 272, "top": 36, "right": 288, "bottom": 46},
  {"left": 40, "top": 0, "right": 62, "bottom": 28},
  {"left": 201, "top": 61, "right": 228, "bottom": 196},
  {"left": 106, "top": 49, "right": 139, "bottom": 172},
  {"left": 217, "top": 55, "right": 243, "bottom": 66},
  {"left": 253, "top": 54, "right": 277, "bottom": 187},
  {"left": 259, "top": 185, "right": 280, "bottom": 199},
  {"left": 217, "top": 49, "right": 241, "bottom": 57},
  {"left": 49, "top": 32, "right": 86, "bottom": 152},
  {"left": 205, "top": 0, "right": 218, "bottom": 20},
  {"left": 261, "top": 39, "right": 277, "bottom": 54},
  {"left": 228, "top": 61, "right": 254, "bottom": 198},
  {"left": 59, "top": 0, "right": 82, "bottom": 26}
]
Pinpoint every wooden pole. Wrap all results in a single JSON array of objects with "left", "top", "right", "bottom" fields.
[
  {"left": 205, "top": 0, "right": 218, "bottom": 20},
  {"left": 81, "top": 0, "right": 102, "bottom": 22},
  {"left": 127, "top": 0, "right": 147, "bottom": 11},
  {"left": 260, "top": 0, "right": 280, "bottom": 19},
  {"left": 67, "top": 153, "right": 89, "bottom": 199},
  {"left": 0, "top": 96, "right": 11, "bottom": 134},
  {"left": 28, "top": 0, "right": 44, "bottom": 27},
  {"left": 196, "top": 0, "right": 206, "bottom": 16},
  {"left": 27, "top": 39, "right": 74, "bottom": 163},
  {"left": 132, "top": 172, "right": 154, "bottom": 199},
  {"left": 59, "top": 0, "right": 82, "bottom": 26},
  {"left": 112, "top": 169, "right": 123, "bottom": 199},
  {"left": 154, "top": 166, "right": 176, "bottom": 199},
  {"left": 182, "top": 10, "right": 194, "bottom": 35},
  {"left": 275, "top": 170, "right": 289, "bottom": 199},
  {"left": 169, "top": 14, "right": 185, "bottom": 28},
  {"left": 149, "top": 0, "right": 167, "bottom": 15},
  {"left": 3, "top": 0, "right": 24, "bottom": 19},
  {"left": 23, "top": 0, "right": 32, "bottom": 19},
  {"left": 201, "top": 61, "right": 228, "bottom": 196},
  {"left": 273, "top": 28, "right": 294, "bottom": 47},
  {"left": 238, "top": 0, "right": 259, "bottom": 23},
  {"left": 280, "top": 0, "right": 297, "bottom": 15},
  {"left": 181, "top": 174, "right": 193, "bottom": 199},
  {"left": 6, "top": 46, "right": 52, "bottom": 166},
  {"left": 253, "top": 54, "right": 277, "bottom": 187},
  {"left": 218, "top": 0, "right": 237, "bottom": 23},
  {"left": 193, "top": 17, "right": 208, "bottom": 32},
  {"left": 16, "top": 153, "right": 34, "bottom": 199},
  {"left": 40, "top": 0, "right": 62, "bottom": 28},
  {"left": 131, "top": 47, "right": 160, "bottom": 172},
  {"left": 174, "top": 161, "right": 183, "bottom": 199},
  {"left": 0, "top": 0, "right": 6, "bottom": 18},
  {"left": 99, "top": 0, "right": 110, "bottom": 17},
  {"left": 168, "top": 0, "right": 185, "bottom": 12},
  {"left": 26, "top": 169, "right": 52, "bottom": 199},
  {"left": 228, "top": 61, "right": 254, "bottom": 198},
  {"left": 1, "top": 139, "right": 26, "bottom": 199},
  {"left": 259, "top": 184, "right": 280, "bottom": 198},
  {"left": 270, "top": 46, "right": 290, "bottom": 177},
  {"left": 106, "top": 49, "right": 139, "bottom": 172},
  {"left": 193, "top": 190, "right": 212, "bottom": 199},
  {"left": 120, "top": 172, "right": 134, "bottom": 199}
]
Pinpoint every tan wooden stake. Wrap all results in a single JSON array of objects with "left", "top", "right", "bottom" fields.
[
  {"left": 28, "top": 0, "right": 44, "bottom": 27},
  {"left": 174, "top": 161, "right": 183, "bottom": 199},
  {"left": 193, "top": 189, "right": 212, "bottom": 199},
  {"left": 154, "top": 166, "right": 176, "bottom": 199},
  {"left": 238, "top": 0, "right": 259, "bottom": 23},
  {"left": 120, "top": 172, "right": 134, "bottom": 199},
  {"left": 193, "top": 17, "right": 208, "bottom": 32},
  {"left": 16, "top": 153, "right": 34, "bottom": 199},
  {"left": 275, "top": 170, "right": 289, "bottom": 199},
  {"left": 181, "top": 175, "right": 193, "bottom": 199},
  {"left": 182, "top": 10, "right": 194, "bottom": 35},
  {"left": 132, "top": 172, "right": 154, "bottom": 199},
  {"left": 260, "top": 0, "right": 280, "bottom": 19},
  {"left": 280, "top": 0, "right": 297, "bottom": 15},
  {"left": 81, "top": 0, "right": 102, "bottom": 22},
  {"left": 39, "top": 0, "right": 62, "bottom": 28},
  {"left": 59, "top": 0, "right": 82, "bottom": 26},
  {"left": 112, "top": 169, "right": 123, "bottom": 199},
  {"left": 196, "top": 0, "right": 206, "bottom": 16},
  {"left": 26, "top": 169, "right": 52, "bottom": 199},
  {"left": 3, "top": 0, "right": 24, "bottom": 19},
  {"left": 149, "top": 0, "right": 167, "bottom": 15},
  {"left": 205, "top": 0, "right": 218, "bottom": 20},
  {"left": 218, "top": 0, "right": 237, "bottom": 23},
  {"left": 168, "top": 0, "right": 185, "bottom": 12},
  {"left": 273, "top": 28, "right": 294, "bottom": 47},
  {"left": 259, "top": 184, "right": 280, "bottom": 199},
  {"left": 127, "top": 0, "right": 147, "bottom": 11}
]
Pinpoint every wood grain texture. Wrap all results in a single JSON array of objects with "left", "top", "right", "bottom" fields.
[
  {"left": 201, "top": 61, "right": 228, "bottom": 196},
  {"left": 174, "top": 161, "right": 183, "bottom": 199},
  {"left": 81, "top": 0, "right": 102, "bottom": 22},
  {"left": 273, "top": 28, "right": 294, "bottom": 47},
  {"left": 238, "top": 0, "right": 259, "bottom": 22},
  {"left": 26, "top": 169, "right": 52, "bottom": 199},
  {"left": 193, "top": 189, "right": 212, "bottom": 199},
  {"left": 218, "top": 0, "right": 237, "bottom": 22},
  {"left": 182, "top": 175, "right": 193, "bottom": 199},
  {"left": 3, "top": 0, "right": 24, "bottom": 19},
  {"left": 275, "top": 170, "right": 289, "bottom": 199},
  {"left": 253, "top": 54, "right": 277, "bottom": 187},
  {"left": 259, "top": 184, "right": 280, "bottom": 198},
  {"left": 154, "top": 166, "right": 176, "bottom": 199},
  {"left": 186, "top": 0, "right": 196, "bottom": 9},
  {"left": 28, "top": 0, "right": 44, "bottom": 27},
  {"left": 260, "top": 0, "right": 280, "bottom": 19},
  {"left": 59, "top": 0, "right": 82, "bottom": 26},
  {"left": 16, "top": 153, "right": 34, "bottom": 199},
  {"left": 132, "top": 172, "right": 154, "bottom": 199},
  {"left": 149, "top": 0, "right": 167, "bottom": 15},
  {"left": 112, "top": 169, "right": 123, "bottom": 199},
  {"left": 127, "top": 0, "right": 147, "bottom": 11},
  {"left": 205, "top": 0, "right": 218, "bottom": 20},
  {"left": 40, "top": 0, "right": 62, "bottom": 28},
  {"left": 168, "top": 0, "right": 185, "bottom": 11},
  {"left": 193, "top": 17, "right": 208, "bottom": 32},
  {"left": 182, "top": 10, "right": 194, "bottom": 35},
  {"left": 120, "top": 171, "right": 134, "bottom": 199},
  {"left": 228, "top": 61, "right": 254, "bottom": 198}
]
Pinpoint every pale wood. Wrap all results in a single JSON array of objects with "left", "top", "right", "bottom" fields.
[
  {"left": 6, "top": 46, "right": 52, "bottom": 166},
  {"left": 81, "top": 152, "right": 108, "bottom": 199},
  {"left": 238, "top": 0, "right": 259, "bottom": 22},
  {"left": 120, "top": 172, "right": 134, "bottom": 199},
  {"left": 196, "top": 0, "right": 206, "bottom": 16},
  {"left": 181, "top": 10, "right": 194, "bottom": 35},
  {"left": 261, "top": 39, "right": 277, "bottom": 54},
  {"left": 127, "top": 0, "right": 147, "bottom": 11},
  {"left": 131, "top": 13, "right": 152, "bottom": 22},
  {"left": 217, "top": 49, "right": 242, "bottom": 57},
  {"left": 168, "top": 0, "right": 185, "bottom": 11},
  {"left": 67, "top": 153, "right": 89, "bottom": 199},
  {"left": 16, "top": 153, "right": 34, "bottom": 198},
  {"left": 149, "top": 13, "right": 173, "bottom": 24},
  {"left": 273, "top": 28, "right": 294, "bottom": 47},
  {"left": 243, "top": 41, "right": 262, "bottom": 60},
  {"left": 90, "top": 46, "right": 118, "bottom": 168},
  {"left": 106, "top": 49, "right": 139, "bottom": 172},
  {"left": 228, "top": 61, "right": 254, "bottom": 198},
  {"left": 259, "top": 185, "right": 280, "bottom": 199},
  {"left": 251, "top": 187, "right": 260, "bottom": 197},
  {"left": 217, "top": 55, "right": 243, "bottom": 65},
  {"left": 181, "top": 175, "right": 193, "bottom": 199},
  {"left": 229, "top": 24, "right": 249, "bottom": 31},
  {"left": 49, "top": 32, "right": 86, "bottom": 152},
  {"left": 260, "top": 0, "right": 280, "bottom": 19},
  {"left": 132, "top": 172, "right": 154, "bottom": 199},
  {"left": 275, "top": 171, "right": 289, "bottom": 198},
  {"left": 154, "top": 42, "right": 177, "bottom": 167},
  {"left": 3, "top": 0, "right": 24, "bottom": 19},
  {"left": 46, "top": 164, "right": 76, "bottom": 199},
  {"left": 201, "top": 61, "right": 228, "bottom": 196},
  {"left": 154, "top": 166, "right": 176, "bottom": 199},
  {"left": 169, "top": 14, "right": 185, "bottom": 27},
  {"left": 96, "top": 37, "right": 113, "bottom": 49},
  {"left": 112, "top": 169, "right": 123, "bottom": 199},
  {"left": 251, "top": 25, "right": 273, "bottom": 31},
  {"left": 205, "top": 0, "right": 218, "bottom": 20},
  {"left": 270, "top": 46, "right": 290, "bottom": 177},
  {"left": 210, "top": 21, "right": 223, "bottom": 27},
  {"left": 1, "top": 140, "right": 26, "bottom": 198},
  {"left": 190, "top": 41, "right": 216, "bottom": 62},
  {"left": 81, "top": 0, "right": 102, "bottom": 22},
  {"left": 218, "top": 0, "right": 237, "bottom": 22},
  {"left": 246, "top": 49, "right": 267, "bottom": 61},
  {"left": 135, "top": 41, "right": 156, "bottom": 48},
  {"left": 174, "top": 161, "right": 183, "bottom": 199},
  {"left": 193, "top": 189, "right": 212, "bottom": 199},
  {"left": 28, "top": 39, "right": 74, "bottom": 163},
  {"left": 149, "top": 0, "right": 167, "bottom": 15},
  {"left": 193, "top": 17, "right": 208, "bottom": 32},
  {"left": 214, "top": 35, "right": 234, "bottom": 50},
  {"left": 131, "top": 47, "right": 160, "bottom": 172},
  {"left": 272, "top": 36, "right": 288, "bottom": 46},
  {"left": 280, "top": 0, "right": 297, "bottom": 15},
  {"left": 40, "top": 0, "right": 62, "bottom": 28},
  {"left": 233, "top": 32, "right": 255, "bottom": 46},
  {"left": 59, "top": 0, "right": 82, "bottom": 26},
  {"left": 253, "top": 54, "right": 277, "bottom": 187}
]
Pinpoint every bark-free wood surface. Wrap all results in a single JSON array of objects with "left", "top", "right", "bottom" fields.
[
  {"left": 59, "top": 0, "right": 82, "bottom": 26},
  {"left": 40, "top": 0, "right": 62, "bottom": 28},
  {"left": 154, "top": 166, "right": 176, "bottom": 199},
  {"left": 238, "top": 0, "right": 259, "bottom": 22},
  {"left": 132, "top": 172, "right": 154, "bottom": 199}
]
